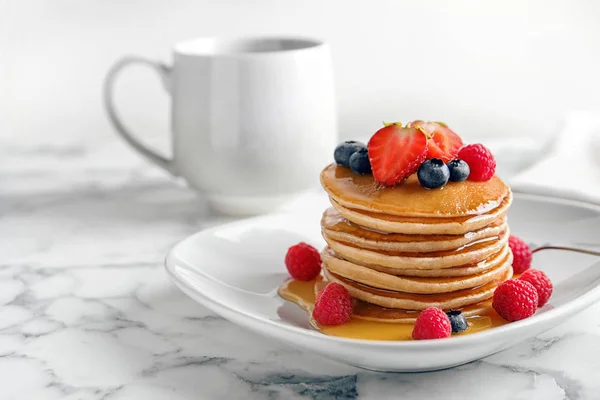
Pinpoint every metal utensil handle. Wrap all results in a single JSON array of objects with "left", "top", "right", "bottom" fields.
[{"left": 532, "top": 245, "right": 600, "bottom": 257}]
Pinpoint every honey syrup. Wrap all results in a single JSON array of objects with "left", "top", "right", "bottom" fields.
[{"left": 278, "top": 277, "right": 509, "bottom": 341}]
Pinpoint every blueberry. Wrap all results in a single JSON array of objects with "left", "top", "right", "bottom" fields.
[
  {"left": 417, "top": 158, "right": 450, "bottom": 189},
  {"left": 349, "top": 148, "right": 371, "bottom": 175},
  {"left": 334, "top": 141, "right": 366, "bottom": 167},
  {"left": 446, "top": 310, "right": 468, "bottom": 333},
  {"left": 446, "top": 159, "right": 470, "bottom": 182}
]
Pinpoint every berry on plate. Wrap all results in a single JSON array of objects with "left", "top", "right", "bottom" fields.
[
  {"left": 508, "top": 235, "right": 533, "bottom": 274},
  {"left": 408, "top": 121, "right": 463, "bottom": 163},
  {"left": 412, "top": 307, "right": 452, "bottom": 340},
  {"left": 446, "top": 309, "right": 468, "bottom": 333},
  {"left": 284, "top": 242, "right": 321, "bottom": 281},
  {"left": 312, "top": 282, "right": 354, "bottom": 326},
  {"left": 446, "top": 159, "right": 470, "bottom": 182},
  {"left": 457, "top": 143, "right": 496, "bottom": 181},
  {"left": 519, "top": 269, "right": 553, "bottom": 307},
  {"left": 417, "top": 158, "right": 450, "bottom": 189},
  {"left": 492, "top": 279, "right": 538, "bottom": 322},
  {"left": 368, "top": 125, "right": 429, "bottom": 186},
  {"left": 334, "top": 141, "right": 367, "bottom": 167},
  {"left": 349, "top": 147, "right": 372, "bottom": 175}
]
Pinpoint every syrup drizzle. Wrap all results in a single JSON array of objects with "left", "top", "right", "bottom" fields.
[{"left": 278, "top": 277, "right": 509, "bottom": 341}]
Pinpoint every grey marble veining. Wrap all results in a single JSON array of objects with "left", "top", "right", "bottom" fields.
[{"left": 2, "top": 132, "right": 600, "bottom": 400}]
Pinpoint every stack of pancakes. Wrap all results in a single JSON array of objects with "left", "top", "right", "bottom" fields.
[{"left": 319, "top": 164, "right": 514, "bottom": 323}]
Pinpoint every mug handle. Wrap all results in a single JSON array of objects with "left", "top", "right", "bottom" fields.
[{"left": 103, "top": 56, "right": 177, "bottom": 175}]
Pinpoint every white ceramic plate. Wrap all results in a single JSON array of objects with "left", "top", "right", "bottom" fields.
[{"left": 165, "top": 194, "right": 600, "bottom": 372}]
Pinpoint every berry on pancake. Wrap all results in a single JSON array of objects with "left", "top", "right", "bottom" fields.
[
  {"left": 417, "top": 158, "right": 450, "bottom": 189},
  {"left": 368, "top": 124, "right": 429, "bottom": 186},
  {"left": 412, "top": 307, "right": 452, "bottom": 340},
  {"left": 492, "top": 279, "right": 538, "bottom": 321},
  {"left": 457, "top": 143, "right": 496, "bottom": 181},
  {"left": 285, "top": 242, "right": 322, "bottom": 281},
  {"left": 446, "top": 159, "right": 470, "bottom": 182},
  {"left": 334, "top": 141, "right": 367, "bottom": 167},
  {"left": 519, "top": 269, "right": 553, "bottom": 307},
  {"left": 313, "top": 282, "right": 354, "bottom": 326},
  {"left": 508, "top": 235, "right": 533, "bottom": 274},
  {"left": 349, "top": 147, "right": 372, "bottom": 175},
  {"left": 408, "top": 121, "right": 463, "bottom": 163},
  {"left": 446, "top": 309, "right": 469, "bottom": 333}
]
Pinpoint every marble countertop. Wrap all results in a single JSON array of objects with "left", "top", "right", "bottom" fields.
[{"left": 2, "top": 132, "right": 600, "bottom": 400}]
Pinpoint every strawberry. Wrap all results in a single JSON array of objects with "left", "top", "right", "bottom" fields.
[
  {"left": 367, "top": 123, "right": 429, "bottom": 186},
  {"left": 408, "top": 121, "right": 463, "bottom": 163}
]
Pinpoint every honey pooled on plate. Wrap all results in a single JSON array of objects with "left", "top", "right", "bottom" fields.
[{"left": 278, "top": 277, "right": 508, "bottom": 341}]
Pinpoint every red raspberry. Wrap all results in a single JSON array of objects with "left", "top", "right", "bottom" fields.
[
  {"left": 509, "top": 235, "right": 532, "bottom": 274},
  {"left": 411, "top": 307, "right": 452, "bottom": 340},
  {"left": 457, "top": 143, "right": 496, "bottom": 181},
  {"left": 492, "top": 279, "right": 538, "bottom": 321},
  {"left": 312, "top": 283, "right": 353, "bottom": 326},
  {"left": 519, "top": 269, "right": 553, "bottom": 307},
  {"left": 284, "top": 242, "right": 321, "bottom": 281}
]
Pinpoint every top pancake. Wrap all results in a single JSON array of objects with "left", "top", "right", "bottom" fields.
[{"left": 320, "top": 164, "right": 510, "bottom": 218}]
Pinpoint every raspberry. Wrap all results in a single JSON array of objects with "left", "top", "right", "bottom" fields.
[
  {"left": 412, "top": 307, "right": 452, "bottom": 340},
  {"left": 492, "top": 279, "right": 538, "bottom": 321},
  {"left": 312, "top": 283, "right": 353, "bottom": 326},
  {"left": 519, "top": 269, "right": 553, "bottom": 307},
  {"left": 284, "top": 242, "right": 321, "bottom": 281},
  {"left": 509, "top": 235, "right": 532, "bottom": 274},
  {"left": 457, "top": 143, "right": 496, "bottom": 181}
]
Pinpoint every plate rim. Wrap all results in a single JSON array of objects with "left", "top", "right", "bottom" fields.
[{"left": 165, "top": 192, "right": 600, "bottom": 348}]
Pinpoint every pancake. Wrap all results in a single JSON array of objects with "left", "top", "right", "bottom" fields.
[
  {"left": 325, "top": 229, "right": 509, "bottom": 270},
  {"left": 313, "top": 279, "right": 492, "bottom": 324},
  {"left": 323, "top": 267, "right": 513, "bottom": 310},
  {"left": 330, "top": 194, "right": 512, "bottom": 235},
  {"left": 364, "top": 244, "right": 512, "bottom": 277},
  {"left": 352, "top": 299, "right": 494, "bottom": 323},
  {"left": 320, "top": 163, "right": 510, "bottom": 218},
  {"left": 313, "top": 278, "right": 495, "bottom": 323},
  {"left": 321, "top": 247, "right": 513, "bottom": 294},
  {"left": 321, "top": 207, "right": 507, "bottom": 253},
  {"left": 312, "top": 163, "right": 515, "bottom": 317}
]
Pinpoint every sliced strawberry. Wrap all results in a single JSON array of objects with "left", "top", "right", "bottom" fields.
[
  {"left": 408, "top": 121, "right": 463, "bottom": 163},
  {"left": 368, "top": 125, "right": 428, "bottom": 186}
]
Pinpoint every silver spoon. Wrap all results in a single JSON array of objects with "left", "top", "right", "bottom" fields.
[{"left": 532, "top": 246, "right": 600, "bottom": 257}]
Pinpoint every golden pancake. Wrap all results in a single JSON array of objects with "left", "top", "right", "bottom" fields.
[
  {"left": 310, "top": 163, "right": 515, "bottom": 319},
  {"left": 330, "top": 194, "right": 511, "bottom": 235},
  {"left": 325, "top": 229, "right": 509, "bottom": 270},
  {"left": 321, "top": 247, "right": 512, "bottom": 294},
  {"left": 323, "top": 267, "right": 513, "bottom": 310},
  {"left": 320, "top": 163, "right": 510, "bottom": 218},
  {"left": 321, "top": 207, "right": 507, "bottom": 253},
  {"left": 364, "top": 244, "right": 511, "bottom": 277},
  {"left": 312, "top": 278, "right": 495, "bottom": 323},
  {"left": 352, "top": 299, "right": 495, "bottom": 323}
]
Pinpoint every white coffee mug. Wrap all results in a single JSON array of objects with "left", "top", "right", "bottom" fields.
[{"left": 104, "top": 36, "right": 337, "bottom": 215}]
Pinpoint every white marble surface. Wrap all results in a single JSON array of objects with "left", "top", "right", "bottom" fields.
[{"left": 3, "top": 131, "right": 600, "bottom": 400}]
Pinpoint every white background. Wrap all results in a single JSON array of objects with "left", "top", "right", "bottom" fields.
[{"left": 2, "top": 0, "right": 600, "bottom": 150}]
